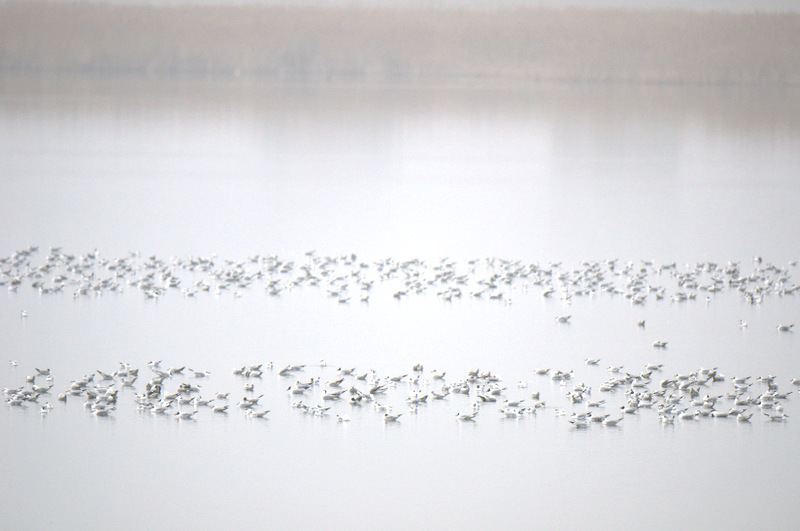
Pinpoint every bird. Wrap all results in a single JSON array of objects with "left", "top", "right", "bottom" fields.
[{"left": 384, "top": 412, "right": 402, "bottom": 422}]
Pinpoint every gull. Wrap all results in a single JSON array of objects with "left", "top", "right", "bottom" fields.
[
  {"left": 384, "top": 412, "right": 402, "bottom": 422},
  {"left": 213, "top": 404, "right": 229, "bottom": 413},
  {"left": 500, "top": 408, "right": 521, "bottom": 419},
  {"left": 239, "top": 395, "right": 262, "bottom": 409},
  {"left": 555, "top": 315, "right": 571, "bottom": 323},
  {"left": 653, "top": 340, "right": 668, "bottom": 348},
  {"left": 777, "top": 324, "right": 794, "bottom": 332},
  {"left": 602, "top": 417, "right": 622, "bottom": 427},
  {"left": 337, "top": 415, "right": 351, "bottom": 423},
  {"left": 327, "top": 377, "right": 344, "bottom": 388},
  {"left": 9, "top": 360, "right": 17, "bottom": 367},
  {"left": 247, "top": 409, "right": 270, "bottom": 419},
  {"left": 175, "top": 411, "right": 197, "bottom": 420},
  {"left": 323, "top": 389, "right": 346, "bottom": 401},
  {"left": 637, "top": 320, "right": 646, "bottom": 328},
  {"left": 585, "top": 358, "right": 600, "bottom": 365},
  {"left": 431, "top": 389, "right": 449, "bottom": 400},
  {"left": 456, "top": 411, "right": 478, "bottom": 421}
]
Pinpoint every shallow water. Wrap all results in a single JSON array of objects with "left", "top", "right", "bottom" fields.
[{"left": 1, "top": 76, "right": 799, "bottom": 529}]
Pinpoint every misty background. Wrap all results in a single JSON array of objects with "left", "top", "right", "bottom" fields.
[{"left": 2, "top": 1, "right": 800, "bottom": 86}]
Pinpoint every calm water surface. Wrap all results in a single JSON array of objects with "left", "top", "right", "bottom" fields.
[{"left": 1, "top": 76, "right": 799, "bottom": 529}]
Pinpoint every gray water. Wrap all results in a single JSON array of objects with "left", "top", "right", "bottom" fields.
[{"left": 2, "top": 75, "right": 800, "bottom": 530}]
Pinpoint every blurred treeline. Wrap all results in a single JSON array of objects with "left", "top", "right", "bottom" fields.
[{"left": 2, "top": 2, "right": 799, "bottom": 85}]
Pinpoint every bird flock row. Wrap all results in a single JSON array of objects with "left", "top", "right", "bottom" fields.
[
  {"left": 4, "top": 246, "right": 797, "bottom": 429},
  {"left": 2, "top": 246, "right": 798, "bottom": 306},
  {"left": 5, "top": 358, "right": 797, "bottom": 428}
]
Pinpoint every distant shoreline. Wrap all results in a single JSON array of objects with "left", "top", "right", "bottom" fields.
[{"left": 2, "top": 2, "right": 800, "bottom": 86}]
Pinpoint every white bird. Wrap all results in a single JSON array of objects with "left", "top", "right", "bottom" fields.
[{"left": 384, "top": 412, "right": 402, "bottom": 422}]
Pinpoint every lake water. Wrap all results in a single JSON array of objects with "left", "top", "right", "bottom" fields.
[{"left": 1, "top": 75, "right": 800, "bottom": 530}]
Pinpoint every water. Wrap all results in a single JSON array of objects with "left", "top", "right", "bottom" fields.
[{"left": 1, "top": 75, "right": 800, "bottom": 529}]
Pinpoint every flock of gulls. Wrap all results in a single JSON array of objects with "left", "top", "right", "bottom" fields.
[
  {"left": 3, "top": 246, "right": 798, "bottom": 430},
  {"left": 1, "top": 246, "right": 799, "bottom": 307},
  {"left": 4, "top": 358, "right": 799, "bottom": 428}
]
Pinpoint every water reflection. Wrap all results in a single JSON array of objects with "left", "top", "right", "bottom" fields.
[{"left": 1, "top": 75, "right": 799, "bottom": 263}]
